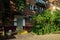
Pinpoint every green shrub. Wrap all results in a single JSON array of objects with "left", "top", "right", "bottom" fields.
[{"left": 32, "top": 10, "right": 60, "bottom": 35}]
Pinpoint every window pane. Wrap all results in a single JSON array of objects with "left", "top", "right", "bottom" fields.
[
  {"left": 14, "top": 18, "right": 17, "bottom": 26},
  {"left": 35, "top": 0, "right": 39, "bottom": 3},
  {"left": 14, "top": 22, "right": 17, "bottom": 26},
  {"left": 30, "top": 4, "right": 34, "bottom": 10}
]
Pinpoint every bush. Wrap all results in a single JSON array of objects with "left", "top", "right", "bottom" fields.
[{"left": 32, "top": 10, "right": 60, "bottom": 35}]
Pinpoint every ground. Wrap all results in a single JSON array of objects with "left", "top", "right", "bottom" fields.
[{"left": 8, "top": 33, "right": 60, "bottom": 40}]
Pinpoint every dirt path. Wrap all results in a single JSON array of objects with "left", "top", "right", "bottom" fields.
[{"left": 9, "top": 33, "right": 60, "bottom": 40}]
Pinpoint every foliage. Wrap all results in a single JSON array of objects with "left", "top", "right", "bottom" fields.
[
  {"left": 15, "top": 0, "right": 25, "bottom": 12},
  {"left": 32, "top": 9, "right": 60, "bottom": 35}
]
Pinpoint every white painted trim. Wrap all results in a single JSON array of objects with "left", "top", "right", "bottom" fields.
[{"left": 23, "top": 19, "right": 25, "bottom": 26}]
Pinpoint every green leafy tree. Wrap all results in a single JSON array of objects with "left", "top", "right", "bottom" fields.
[{"left": 15, "top": 0, "right": 25, "bottom": 13}]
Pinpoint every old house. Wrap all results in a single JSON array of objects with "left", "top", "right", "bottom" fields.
[
  {"left": 4, "top": 0, "right": 47, "bottom": 31},
  {"left": 0, "top": 0, "right": 60, "bottom": 32}
]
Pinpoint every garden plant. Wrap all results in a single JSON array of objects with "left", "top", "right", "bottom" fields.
[{"left": 32, "top": 9, "right": 60, "bottom": 35}]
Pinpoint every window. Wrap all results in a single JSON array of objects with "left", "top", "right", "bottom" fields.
[
  {"left": 23, "top": 19, "right": 25, "bottom": 26},
  {"left": 35, "top": 0, "right": 39, "bottom": 3},
  {"left": 34, "top": 6, "right": 38, "bottom": 10},
  {"left": 14, "top": 18, "right": 17, "bottom": 26},
  {"left": 34, "top": 6, "right": 44, "bottom": 13},
  {"left": 35, "top": 0, "right": 45, "bottom": 4},
  {"left": 30, "top": 17, "right": 33, "bottom": 22},
  {"left": 29, "top": 4, "right": 34, "bottom": 10}
]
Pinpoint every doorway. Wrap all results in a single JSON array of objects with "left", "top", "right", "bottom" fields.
[{"left": 14, "top": 16, "right": 25, "bottom": 31}]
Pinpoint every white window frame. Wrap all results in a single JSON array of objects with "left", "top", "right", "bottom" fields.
[
  {"left": 30, "top": 4, "right": 34, "bottom": 10},
  {"left": 14, "top": 18, "right": 17, "bottom": 26},
  {"left": 23, "top": 19, "right": 25, "bottom": 26}
]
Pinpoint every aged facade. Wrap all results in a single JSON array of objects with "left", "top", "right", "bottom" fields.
[{"left": 0, "top": 0, "right": 60, "bottom": 32}]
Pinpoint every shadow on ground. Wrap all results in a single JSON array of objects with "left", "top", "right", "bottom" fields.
[{"left": 0, "top": 35, "right": 16, "bottom": 40}]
